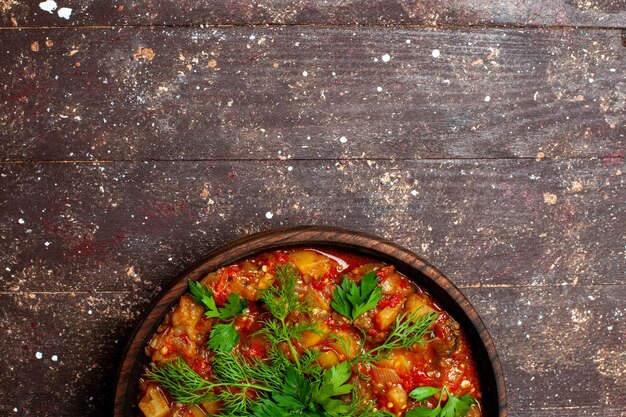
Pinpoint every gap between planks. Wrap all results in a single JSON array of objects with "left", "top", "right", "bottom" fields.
[
  {"left": 0, "top": 23, "right": 624, "bottom": 32},
  {"left": 0, "top": 155, "right": 614, "bottom": 164},
  {"left": 2, "top": 282, "right": 625, "bottom": 296}
]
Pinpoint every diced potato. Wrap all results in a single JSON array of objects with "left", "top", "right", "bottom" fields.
[
  {"left": 380, "top": 272, "right": 412, "bottom": 296},
  {"left": 375, "top": 350, "right": 413, "bottom": 375},
  {"left": 257, "top": 273, "right": 275, "bottom": 290},
  {"left": 329, "top": 330, "right": 359, "bottom": 359},
  {"left": 138, "top": 386, "right": 170, "bottom": 417},
  {"left": 404, "top": 294, "right": 437, "bottom": 319},
  {"left": 391, "top": 353, "right": 413, "bottom": 375},
  {"left": 199, "top": 272, "right": 219, "bottom": 287},
  {"left": 190, "top": 406, "right": 207, "bottom": 417},
  {"left": 349, "top": 263, "right": 384, "bottom": 278},
  {"left": 385, "top": 385, "right": 408, "bottom": 411},
  {"left": 374, "top": 304, "right": 402, "bottom": 330},
  {"left": 304, "top": 289, "right": 330, "bottom": 311},
  {"left": 172, "top": 295, "right": 204, "bottom": 337},
  {"left": 288, "top": 250, "right": 333, "bottom": 278},
  {"left": 318, "top": 350, "right": 340, "bottom": 368},
  {"left": 300, "top": 323, "right": 329, "bottom": 348},
  {"left": 201, "top": 401, "right": 221, "bottom": 414}
]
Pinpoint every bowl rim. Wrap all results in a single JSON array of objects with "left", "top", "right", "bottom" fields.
[{"left": 114, "top": 225, "right": 507, "bottom": 416}]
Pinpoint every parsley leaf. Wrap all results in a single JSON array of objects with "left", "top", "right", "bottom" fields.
[
  {"left": 188, "top": 281, "right": 247, "bottom": 320},
  {"left": 407, "top": 386, "right": 476, "bottom": 417},
  {"left": 271, "top": 366, "right": 312, "bottom": 411},
  {"left": 188, "top": 280, "right": 220, "bottom": 318},
  {"left": 208, "top": 323, "right": 240, "bottom": 352},
  {"left": 220, "top": 293, "right": 249, "bottom": 319},
  {"left": 409, "top": 386, "right": 442, "bottom": 402},
  {"left": 440, "top": 393, "right": 475, "bottom": 417},
  {"left": 331, "top": 271, "right": 382, "bottom": 322},
  {"left": 311, "top": 362, "right": 354, "bottom": 416}
]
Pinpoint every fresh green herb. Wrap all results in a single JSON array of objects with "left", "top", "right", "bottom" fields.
[
  {"left": 331, "top": 271, "right": 382, "bottom": 322},
  {"left": 251, "top": 362, "right": 356, "bottom": 417},
  {"left": 311, "top": 361, "right": 354, "bottom": 416},
  {"left": 220, "top": 293, "right": 249, "bottom": 319},
  {"left": 257, "top": 264, "right": 313, "bottom": 369},
  {"left": 409, "top": 386, "right": 441, "bottom": 401},
  {"left": 188, "top": 280, "right": 217, "bottom": 314},
  {"left": 355, "top": 311, "right": 439, "bottom": 364},
  {"left": 187, "top": 281, "right": 248, "bottom": 352},
  {"left": 260, "top": 264, "right": 308, "bottom": 320},
  {"left": 188, "top": 280, "right": 248, "bottom": 320},
  {"left": 207, "top": 323, "right": 240, "bottom": 352},
  {"left": 145, "top": 356, "right": 271, "bottom": 406},
  {"left": 148, "top": 353, "right": 365, "bottom": 416},
  {"left": 406, "top": 386, "right": 476, "bottom": 417}
]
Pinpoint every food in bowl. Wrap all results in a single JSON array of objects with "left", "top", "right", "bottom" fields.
[{"left": 137, "top": 248, "right": 482, "bottom": 417}]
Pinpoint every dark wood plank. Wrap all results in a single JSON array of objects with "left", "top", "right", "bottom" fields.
[
  {"left": 1, "top": 27, "right": 624, "bottom": 161},
  {"left": 1, "top": 0, "right": 625, "bottom": 28},
  {"left": 1, "top": 285, "right": 623, "bottom": 416},
  {"left": 464, "top": 285, "right": 626, "bottom": 417},
  {"left": 1, "top": 159, "right": 623, "bottom": 293}
]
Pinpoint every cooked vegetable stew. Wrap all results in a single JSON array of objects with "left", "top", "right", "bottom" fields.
[{"left": 138, "top": 249, "right": 482, "bottom": 417}]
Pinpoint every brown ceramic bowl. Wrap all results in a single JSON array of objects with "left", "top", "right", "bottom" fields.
[{"left": 114, "top": 225, "right": 507, "bottom": 416}]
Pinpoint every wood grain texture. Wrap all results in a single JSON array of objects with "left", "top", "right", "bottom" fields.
[
  {"left": 1, "top": 0, "right": 625, "bottom": 28},
  {"left": 1, "top": 285, "right": 623, "bottom": 416},
  {"left": 1, "top": 7, "right": 624, "bottom": 417},
  {"left": 1, "top": 27, "right": 624, "bottom": 161},
  {"left": 1, "top": 159, "right": 623, "bottom": 295}
]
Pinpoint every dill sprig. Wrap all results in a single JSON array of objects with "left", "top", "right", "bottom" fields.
[
  {"left": 257, "top": 263, "right": 313, "bottom": 369},
  {"left": 145, "top": 356, "right": 271, "bottom": 406},
  {"left": 260, "top": 264, "right": 308, "bottom": 320},
  {"left": 145, "top": 357, "right": 215, "bottom": 405},
  {"left": 355, "top": 311, "right": 439, "bottom": 364}
]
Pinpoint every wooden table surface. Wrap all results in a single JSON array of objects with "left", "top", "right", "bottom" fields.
[{"left": 0, "top": 1, "right": 624, "bottom": 416}]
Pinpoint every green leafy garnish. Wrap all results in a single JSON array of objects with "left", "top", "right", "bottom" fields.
[
  {"left": 355, "top": 311, "right": 439, "bottom": 364},
  {"left": 220, "top": 293, "right": 249, "bottom": 319},
  {"left": 188, "top": 280, "right": 217, "bottom": 315},
  {"left": 406, "top": 386, "right": 476, "bottom": 417},
  {"left": 257, "top": 264, "right": 313, "bottom": 369},
  {"left": 251, "top": 362, "right": 355, "bottom": 417},
  {"left": 260, "top": 264, "right": 307, "bottom": 321},
  {"left": 188, "top": 280, "right": 248, "bottom": 320},
  {"left": 187, "top": 281, "right": 248, "bottom": 352},
  {"left": 409, "top": 386, "right": 441, "bottom": 401},
  {"left": 331, "top": 271, "right": 382, "bottom": 322},
  {"left": 311, "top": 362, "right": 354, "bottom": 415},
  {"left": 207, "top": 323, "right": 240, "bottom": 352},
  {"left": 145, "top": 356, "right": 271, "bottom": 406}
]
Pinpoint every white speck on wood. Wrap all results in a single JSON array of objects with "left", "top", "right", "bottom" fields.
[
  {"left": 57, "top": 7, "right": 72, "bottom": 19},
  {"left": 39, "top": 0, "right": 57, "bottom": 13}
]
